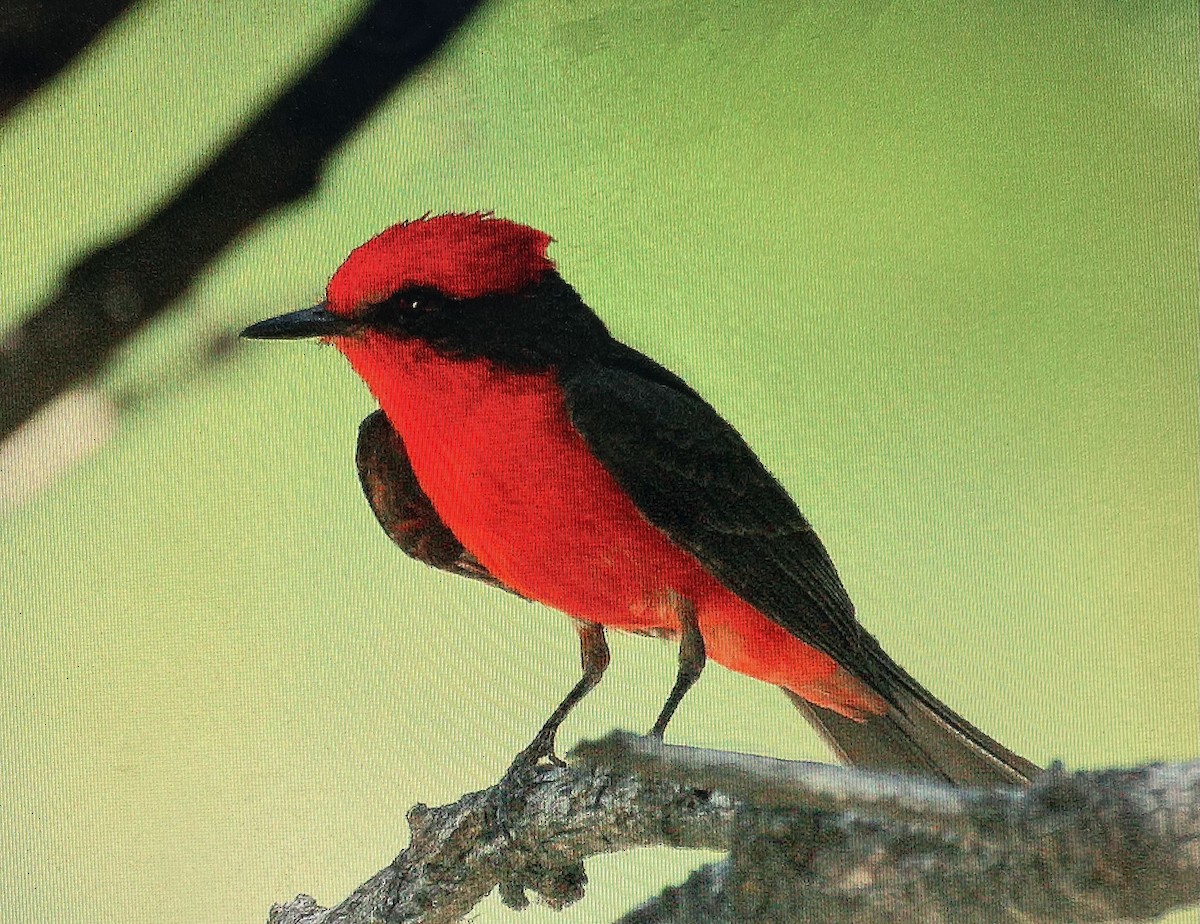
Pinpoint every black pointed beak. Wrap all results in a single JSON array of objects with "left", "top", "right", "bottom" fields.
[{"left": 240, "top": 303, "right": 356, "bottom": 340}]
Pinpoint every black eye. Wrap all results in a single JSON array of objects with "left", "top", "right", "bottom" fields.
[
  {"left": 363, "top": 288, "right": 446, "bottom": 332},
  {"left": 406, "top": 290, "right": 443, "bottom": 312}
]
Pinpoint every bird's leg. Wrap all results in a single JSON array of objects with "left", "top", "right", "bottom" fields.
[
  {"left": 511, "top": 621, "right": 610, "bottom": 770},
  {"left": 650, "top": 598, "right": 706, "bottom": 739}
]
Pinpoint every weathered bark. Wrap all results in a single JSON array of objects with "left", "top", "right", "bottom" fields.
[
  {"left": 267, "top": 734, "right": 1200, "bottom": 924},
  {"left": 268, "top": 757, "right": 737, "bottom": 924}
]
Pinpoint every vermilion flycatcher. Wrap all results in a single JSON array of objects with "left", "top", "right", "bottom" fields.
[{"left": 243, "top": 213, "right": 1038, "bottom": 786}]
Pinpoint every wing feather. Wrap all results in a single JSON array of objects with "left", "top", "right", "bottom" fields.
[
  {"left": 357, "top": 410, "right": 510, "bottom": 591},
  {"left": 559, "top": 342, "right": 871, "bottom": 672}
]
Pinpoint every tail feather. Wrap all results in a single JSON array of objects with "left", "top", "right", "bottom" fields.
[{"left": 784, "top": 644, "right": 1039, "bottom": 787}]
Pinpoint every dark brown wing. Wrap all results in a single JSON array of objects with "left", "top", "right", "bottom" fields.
[
  {"left": 559, "top": 342, "right": 862, "bottom": 664},
  {"left": 560, "top": 342, "right": 1039, "bottom": 786},
  {"left": 356, "top": 410, "right": 511, "bottom": 592}
]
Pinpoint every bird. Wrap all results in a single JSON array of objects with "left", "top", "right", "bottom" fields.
[{"left": 242, "top": 212, "right": 1039, "bottom": 786}]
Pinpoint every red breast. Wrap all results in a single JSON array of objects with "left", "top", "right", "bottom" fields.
[{"left": 336, "top": 329, "right": 883, "bottom": 718}]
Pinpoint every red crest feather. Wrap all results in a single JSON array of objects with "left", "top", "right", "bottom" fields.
[{"left": 325, "top": 213, "right": 555, "bottom": 312}]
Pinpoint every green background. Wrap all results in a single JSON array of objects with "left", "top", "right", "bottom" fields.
[{"left": 2, "top": 2, "right": 1197, "bottom": 922}]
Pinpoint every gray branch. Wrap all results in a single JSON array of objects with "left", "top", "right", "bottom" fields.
[
  {"left": 266, "top": 734, "right": 1200, "bottom": 924},
  {"left": 267, "top": 758, "right": 737, "bottom": 924}
]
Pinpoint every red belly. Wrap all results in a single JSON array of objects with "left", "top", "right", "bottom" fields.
[{"left": 338, "top": 335, "right": 867, "bottom": 705}]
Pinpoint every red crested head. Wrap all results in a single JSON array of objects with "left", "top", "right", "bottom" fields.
[{"left": 325, "top": 213, "right": 555, "bottom": 313}]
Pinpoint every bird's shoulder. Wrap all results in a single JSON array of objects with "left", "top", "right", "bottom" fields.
[{"left": 558, "top": 339, "right": 808, "bottom": 536}]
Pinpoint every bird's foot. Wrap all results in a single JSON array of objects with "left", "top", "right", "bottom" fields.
[{"left": 506, "top": 727, "right": 566, "bottom": 777}]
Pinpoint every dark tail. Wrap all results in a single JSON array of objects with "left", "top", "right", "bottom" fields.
[{"left": 783, "top": 644, "right": 1040, "bottom": 787}]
